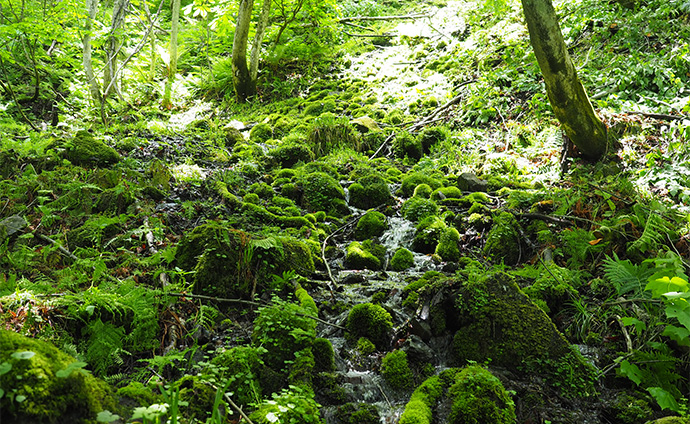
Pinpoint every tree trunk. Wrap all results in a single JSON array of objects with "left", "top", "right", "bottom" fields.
[
  {"left": 232, "top": 0, "right": 255, "bottom": 102},
  {"left": 82, "top": 0, "right": 103, "bottom": 108},
  {"left": 104, "top": 0, "right": 128, "bottom": 100},
  {"left": 250, "top": 0, "right": 272, "bottom": 81},
  {"left": 162, "top": 0, "right": 181, "bottom": 108},
  {"left": 521, "top": 0, "right": 608, "bottom": 160}
]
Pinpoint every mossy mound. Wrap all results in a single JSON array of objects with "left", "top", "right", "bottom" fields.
[
  {"left": 301, "top": 171, "right": 349, "bottom": 217},
  {"left": 402, "top": 196, "right": 439, "bottom": 222},
  {"left": 344, "top": 240, "right": 385, "bottom": 270},
  {"left": 483, "top": 212, "right": 521, "bottom": 265},
  {"left": 224, "top": 126, "right": 244, "bottom": 148},
  {"left": 391, "top": 247, "right": 415, "bottom": 271},
  {"left": 269, "top": 140, "right": 314, "bottom": 168},
  {"left": 381, "top": 350, "right": 414, "bottom": 390},
  {"left": 452, "top": 273, "right": 597, "bottom": 397},
  {"left": 348, "top": 175, "right": 393, "bottom": 210},
  {"left": 64, "top": 130, "right": 120, "bottom": 166},
  {"left": 435, "top": 227, "right": 461, "bottom": 262},
  {"left": 394, "top": 131, "right": 423, "bottom": 161},
  {"left": 211, "top": 346, "right": 264, "bottom": 406},
  {"left": 354, "top": 211, "right": 388, "bottom": 240},
  {"left": 95, "top": 186, "right": 135, "bottom": 214},
  {"left": 175, "top": 222, "right": 315, "bottom": 299},
  {"left": 413, "top": 216, "right": 447, "bottom": 254},
  {"left": 334, "top": 402, "right": 381, "bottom": 424},
  {"left": 400, "top": 172, "right": 443, "bottom": 197},
  {"left": 249, "top": 122, "right": 273, "bottom": 142},
  {"left": 431, "top": 186, "right": 463, "bottom": 201},
  {"left": 413, "top": 183, "right": 433, "bottom": 199},
  {"left": 345, "top": 302, "right": 393, "bottom": 350},
  {"left": 447, "top": 366, "right": 515, "bottom": 424},
  {"left": 418, "top": 126, "right": 448, "bottom": 153},
  {"left": 0, "top": 329, "right": 118, "bottom": 424}
]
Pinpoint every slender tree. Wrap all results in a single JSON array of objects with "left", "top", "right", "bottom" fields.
[
  {"left": 82, "top": 0, "right": 103, "bottom": 108},
  {"left": 521, "top": 0, "right": 609, "bottom": 160},
  {"left": 232, "top": 0, "right": 271, "bottom": 102},
  {"left": 162, "top": 0, "right": 181, "bottom": 108},
  {"left": 104, "top": 0, "right": 129, "bottom": 100}
]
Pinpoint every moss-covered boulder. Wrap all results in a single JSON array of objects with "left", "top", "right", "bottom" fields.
[
  {"left": 413, "top": 216, "right": 447, "bottom": 254},
  {"left": 354, "top": 211, "right": 388, "bottom": 240},
  {"left": 418, "top": 126, "right": 448, "bottom": 153},
  {"left": 0, "top": 329, "right": 118, "bottom": 424},
  {"left": 211, "top": 346, "right": 264, "bottom": 406},
  {"left": 413, "top": 183, "right": 433, "bottom": 199},
  {"left": 346, "top": 303, "right": 393, "bottom": 350},
  {"left": 394, "top": 131, "right": 423, "bottom": 161},
  {"left": 400, "top": 172, "right": 443, "bottom": 197},
  {"left": 431, "top": 186, "right": 463, "bottom": 201},
  {"left": 348, "top": 175, "right": 393, "bottom": 210},
  {"left": 64, "top": 130, "right": 120, "bottom": 166},
  {"left": 269, "top": 142, "right": 314, "bottom": 168},
  {"left": 95, "top": 186, "right": 135, "bottom": 214},
  {"left": 435, "top": 227, "right": 461, "bottom": 262},
  {"left": 344, "top": 240, "right": 385, "bottom": 270},
  {"left": 381, "top": 350, "right": 414, "bottom": 390},
  {"left": 224, "top": 126, "right": 244, "bottom": 148},
  {"left": 301, "top": 172, "right": 349, "bottom": 217},
  {"left": 391, "top": 247, "right": 415, "bottom": 271},
  {"left": 483, "top": 212, "right": 521, "bottom": 265},
  {"left": 452, "top": 273, "right": 597, "bottom": 397},
  {"left": 249, "top": 122, "right": 273, "bottom": 142},
  {"left": 645, "top": 418, "right": 690, "bottom": 424},
  {"left": 402, "top": 196, "right": 439, "bottom": 222},
  {"left": 333, "top": 402, "right": 381, "bottom": 424},
  {"left": 447, "top": 366, "right": 515, "bottom": 424}
]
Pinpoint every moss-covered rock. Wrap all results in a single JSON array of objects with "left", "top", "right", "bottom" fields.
[
  {"left": 95, "top": 186, "right": 135, "bottom": 214},
  {"left": 418, "top": 126, "right": 448, "bottom": 153},
  {"left": 435, "top": 227, "right": 461, "bottom": 262},
  {"left": 301, "top": 172, "right": 349, "bottom": 217},
  {"left": 211, "top": 346, "right": 263, "bottom": 406},
  {"left": 391, "top": 247, "right": 415, "bottom": 271},
  {"left": 381, "top": 350, "right": 414, "bottom": 390},
  {"left": 354, "top": 211, "right": 388, "bottom": 240},
  {"left": 402, "top": 196, "right": 439, "bottom": 222},
  {"left": 224, "top": 126, "right": 245, "bottom": 148},
  {"left": 177, "top": 374, "right": 219, "bottom": 421},
  {"left": 431, "top": 186, "right": 463, "bottom": 201},
  {"left": 344, "top": 240, "right": 385, "bottom": 270},
  {"left": 345, "top": 303, "right": 393, "bottom": 349},
  {"left": 644, "top": 418, "right": 690, "bottom": 424},
  {"left": 452, "top": 273, "right": 597, "bottom": 397},
  {"left": 400, "top": 172, "right": 443, "bottom": 197},
  {"left": 413, "top": 183, "right": 433, "bottom": 199},
  {"left": 0, "top": 329, "right": 118, "bottom": 424},
  {"left": 348, "top": 175, "right": 393, "bottom": 210},
  {"left": 483, "top": 212, "right": 521, "bottom": 265},
  {"left": 269, "top": 140, "right": 314, "bottom": 168},
  {"left": 334, "top": 402, "right": 381, "bottom": 424},
  {"left": 249, "top": 122, "right": 273, "bottom": 142},
  {"left": 313, "top": 338, "right": 336, "bottom": 372},
  {"left": 64, "top": 130, "right": 120, "bottom": 166},
  {"left": 447, "top": 365, "right": 515, "bottom": 424},
  {"left": 399, "top": 369, "right": 459, "bottom": 424},
  {"left": 394, "top": 131, "right": 423, "bottom": 161},
  {"left": 413, "top": 216, "right": 447, "bottom": 254}
]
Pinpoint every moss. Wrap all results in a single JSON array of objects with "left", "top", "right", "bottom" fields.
[
  {"left": 354, "top": 211, "right": 388, "bottom": 240},
  {"left": 431, "top": 186, "right": 463, "bottom": 201},
  {"left": 402, "top": 197, "right": 439, "bottom": 222},
  {"left": 399, "top": 369, "right": 459, "bottom": 424},
  {"left": 270, "top": 141, "right": 314, "bottom": 168},
  {"left": 116, "top": 381, "right": 160, "bottom": 407},
  {"left": 435, "top": 227, "right": 461, "bottom": 262},
  {"left": 413, "top": 184, "right": 433, "bottom": 199},
  {"left": 344, "top": 240, "right": 385, "bottom": 270},
  {"left": 483, "top": 212, "right": 520, "bottom": 265},
  {"left": 250, "top": 182, "right": 274, "bottom": 199},
  {"left": 313, "top": 338, "right": 336, "bottom": 372},
  {"left": 280, "top": 182, "right": 301, "bottom": 201},
  {"left": 0, "top": 329, "right": 118, "bottom": 424},
  {"left": 289, "top": 348, "right": 316, "bottom": 390},
  {"left": 348, "top": 175, "right": 393, "bottom": 209},
  {"left": 244, "top": 192, "right": 261, "bottom": 204},
  {"left": 177, "top": 375, "right": 219, "bottom": 421},
  {"left": 451, "top": 273, "right": 597, "bottom": 397},
  {"left": 604, "top": 393, "right": 652, "bottom": 424},
  {"left": 394, "top": 131, "right": 423, "bottom": 161},
  {"left": 400, "top": 172, "right": 442, "bottom": 197},
  {"left": 334, "top": 402, "right": 381, "bottom": 424},
  {"left": 301, "top": 172, "right": 349, "bottom": 217},
  {"left": 413, "top": 216, "right": 446, "bottom": 253},
  {"left": 64, "top": 130, "right": 120, "bottom": 166},
  {"left": 224, "top": 126, "right": 244, "bottom": 148},
  {"left": 386, "top": 109, "right": 405, "bottom": 125},
  {"left": 448, "top": 365, "right": 515, "bottom": 424},
  {"left": 381, "top": 350, "right": 414, "bottom": 390},
  {"left": 356, "top": 337, "right": 376, "bottom": 355},
  {"left": 211, "top": 346, "right": 263, "bottom": 406},
  {"left": 391, "top": 248, "right": 415, "bottom": 271},
  {"left": 250, "top": 122, "right": 273, "bottom": 142},
  {"left": 418, "top": 126, "right": 448, "bottom": 153},
  {"left": 346, "top": 303, "right": 393, "bottom": 349},
  {"left": 314, "top": 372, "right": 348, "bottom": 404},
  {"left": 645, "top": 418, "right": 690, "bottom": 424}
]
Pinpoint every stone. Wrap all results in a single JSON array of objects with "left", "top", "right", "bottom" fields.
[
  {"left": 457, "top": 172, "right": 488, "bottom": 192},
  {"left": 0, "top": 215, "right": 27, "bottom": 241}
]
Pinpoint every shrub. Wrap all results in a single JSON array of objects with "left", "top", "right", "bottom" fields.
[{"left": 346, "top": 303, "right": 393, "bottom": 349}]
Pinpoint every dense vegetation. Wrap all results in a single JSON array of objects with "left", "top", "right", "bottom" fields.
[{"left": 2, "top": 0, "right": 690, "bottom": 423}]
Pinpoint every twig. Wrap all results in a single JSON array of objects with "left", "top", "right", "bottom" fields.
[
  {"left": 374, "top": 379, "right": 393, "bottom": 408},
  {"left": 623, "top": 110, "right": 687, "bottom": 121},
  {"left": 518, "top": 213, "right": 575, "bottom": 226},
  {"left": 35, "top": 233, "right": 79, "bottom": 261},
  {"left": 405, "top": 79, "right": 476, "bottom": 132},
  {"left": 614, "top": 314, "right": 633, "bottom": 353},
  {"left": 369, "top": 133, "right": 396, "bottom": 159},
  {"left": 296, "top": 313, "right": 347, "bottom": 330},
  {"left": 204, "top": 382, "right": 256, "bottom": 424},
  {"left": 338, "top": 13, "right": 431, "bottom": 23},
  {"left": 164, "top": 292, "right": 265, "bottom": 307}
]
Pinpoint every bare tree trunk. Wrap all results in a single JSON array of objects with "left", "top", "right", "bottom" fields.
[
  {"left": 104, "top": 0, "right": 128, "bottom": 100},
  {"left": 521, "top": 0, "right": 608, "bottom": 160},
  {"left": 82, "top": 0, "right": 103, "bottom": 109},
  {"left": 250, "top": 0, "right": 271, "bottom": 81},
  {"left": 162, "top": 0, "right": 181, "bottom": 108},
  {"left": 232, "top": 0, "right": 254, "bottom": 102}
]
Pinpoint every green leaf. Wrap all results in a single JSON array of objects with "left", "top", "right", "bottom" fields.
[
  {"left": 56, "top": 361, "right": 88, "bottom": 378},
  {"left": 96, "top": 410, "right": 120, "bottom": 423},
  {"left": 620, "top": 317, "right": 647, "bottom": 333},
  {"left": 664, "top": 303, "right": 690, "bottom": 332},
  {"left": 662, "top": 325, "right": 690, "bottom": 346},
  {"left": 11, "top": 351, "right": 35, "bottom": 360},
  {"left": 0, "top": 362, "right": 12, "bottom": 376},
  {"left": 646, "top": 276, "right": 689, "bottom": 298},
  {"left": 618, "top": 360, "right": 643, "bottom": 386},
  {"left": 647, "top": 387, "right": 680, "bottom": 412},
  {"left": 15, "top": 395, "right": 26, "bottom": 403}
]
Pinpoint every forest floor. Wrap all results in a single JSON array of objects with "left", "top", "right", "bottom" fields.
[{"left": 2, "top": 0, "right": 690, "bottom": 423}]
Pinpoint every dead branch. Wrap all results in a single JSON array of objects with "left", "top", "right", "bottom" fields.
[
  {"left": 624, "top": 110, "right": 687, "bottom": 122},
  {"left": 339, "top": 13, "right": 431, "bottom": 23},
  {"left": 406, "top": 79, "right": 476, "bottom": 131},
  {"left": 344, "top": 32, "right": 395, "bottom": 38}
]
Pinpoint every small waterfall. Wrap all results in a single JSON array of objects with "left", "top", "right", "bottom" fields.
[{"left": 380, "top": 217, "right": 416, "bottom": 251}]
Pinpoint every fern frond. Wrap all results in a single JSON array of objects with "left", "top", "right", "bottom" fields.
[
  {"left": 603, "top": 254, "right": 654, "bottom": 296},
  {"left": 85, "top": 318, "right": 125, "bottom": 375}
]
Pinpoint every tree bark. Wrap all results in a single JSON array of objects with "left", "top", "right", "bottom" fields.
[
  {"left": 521, "top": 0, "right": 608, "bottom": 160},
  {"left": 232, "top": 0, "right": 255, "bottom": 102},
  {"left": 82, "top": 0, "right": 103, "bottom": 108},
  {"left": 162, "top": 0, "right": 181, "bottom": 108},
  {"left": 104, "top": 0, "right": 128, "bottom": 100},
  {"left": 250, "top": 0, "right": 271, "bottom": 82}
]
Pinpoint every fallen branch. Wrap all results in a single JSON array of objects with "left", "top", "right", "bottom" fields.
[
  {"left": 369, "top": 133, "right": 396, "bottom": 159},
  {"left": 35, "top": 233, "right": 79, "bottom": 261},
  {"left": 406, "top": 79, "right": 476, "bottom": 132},
  {"left": 164, "top": 292, "right": 264, "bottom": 307},
  {"left": 339, "top": 13, "right": 431, "bottom": 23},
  {"left": 296, "top": 312, "right": 347, "bottom": 330},
  {"left": 344, "top": 32, "right": 395, "bottom": 38},
  {"left": 624, "top": 110, "right": 687, "bottom": 122},
  {"left": 518, "top": 213, "right": 575, "bottom": 227}
]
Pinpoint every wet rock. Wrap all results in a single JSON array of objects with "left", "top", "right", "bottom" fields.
[
  {"left": 402, "top": 334, "right": 435, "bottom": 363},
  {"left": 340, "top": 273, "right": 367, "bottom": 285},
  {"left": 350, "top": 116, "right": 381, "bottom": 133},
  {"left": 457, "top": 172, "right": 488, "bottom": 192},
  {"left": 0, "top": 215, "right": 27, "bottom": 241}
]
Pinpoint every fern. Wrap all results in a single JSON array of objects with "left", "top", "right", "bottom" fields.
[
  {"left": 622, "top": 205, "right": 676, "bottom": 257},
  {"left": 602, "top": 253, "right": 654, "bottom": 296},
  {"left": 84, "top": 318, "right": 126, "bottom": 375},
  {"left": 196, "top": 304, "right": 220, "bottom": 332}
]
